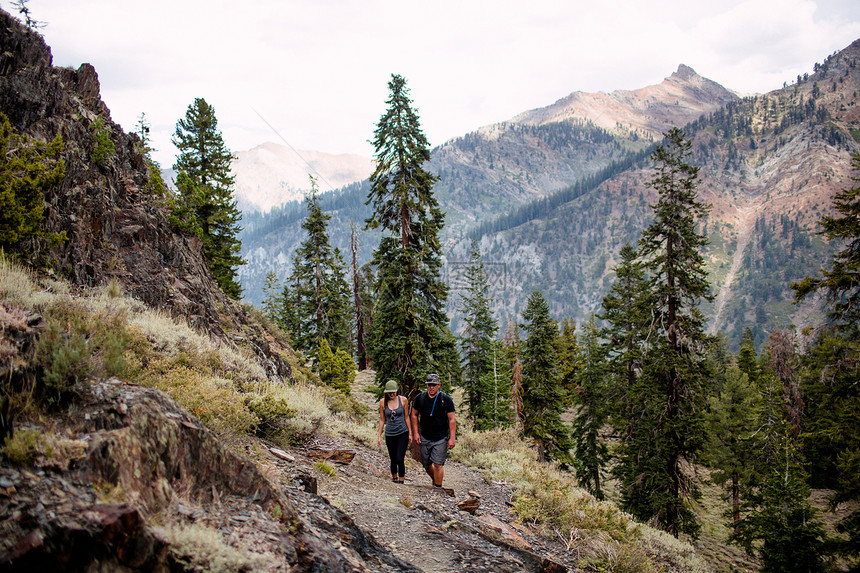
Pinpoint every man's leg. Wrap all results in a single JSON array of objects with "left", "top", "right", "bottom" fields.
[{"left": 430, "top": 463, "right": 444, "bottom": 487}]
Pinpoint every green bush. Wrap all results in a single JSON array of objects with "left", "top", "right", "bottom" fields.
[
  {"left": 0, "top": 112, "right": 66, "bottom": 255},
  {"left": 244, "top": 393, "right": 295, "bottom": 440},
  {"left": 90, "top": 116, "right": 115, "bottom": 165},
  {"left": 1, "top": 428, "right": 42, "bottom": 465},
  {"left": 512, "top": 466, "right": 634, "bottom": 543},
  {"left": 34, "top": 300, "right": 132, "bottom": 405},
  {"left": 317, "top": 339, "right": 354, "bottom": 394}
]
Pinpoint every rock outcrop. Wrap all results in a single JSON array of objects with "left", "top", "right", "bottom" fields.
[
  {"left": 0, "top": 379, "right": 412, "bottom": 572},
  {"left": 0, "top": 10, "right": 293, "bottom": 382}
]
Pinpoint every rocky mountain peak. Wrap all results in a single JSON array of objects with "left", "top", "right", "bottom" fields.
[
  {"left": 509, "top": 64, "right": 738, "bottom": 138},
  {"left": 672, "top": 63, "right": 699, "bottom": 82}
]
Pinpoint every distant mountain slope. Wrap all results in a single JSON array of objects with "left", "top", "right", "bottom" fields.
[
  {"left": 512, "top": 64, "right": 738, "bottom": 133},
  {"left": 232, "top": 143, "right": 373, "bottom": 213},
  {"left": 239, "top": 66, "right": 738, "bottom": 302},
  {"left": 430, "top": 65, "right": 738, "bottom": 234},
  {"left": 451, "top": 39, "right": 860, "bottom": 349}
]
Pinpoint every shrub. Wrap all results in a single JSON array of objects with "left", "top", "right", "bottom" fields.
[
  {"left": 0, "top": 112, "right": 65, "bottom": 255},
  {"left": 155, "top": 523, "right": 271, "bottom": 573},
  {"left": 1, "top": 428, "right": 41, "bottom": 465},
  {"left": 317, "top": 339, "right": 355, "bottom": 394},
  {"left": 512, "top": 465, "right": 634, "bottom": 543},
  {"left": 33, "top": 299, "right": 133, "bottom": 405},
  {"left": 90, "top": 116, "right": 115, "bottom": 165},
  {"left": 244, "top": 393, "right": 295, "bottom": 441},
  {"left": 139, "top": 362, "right": 258, "bottom": 438}
]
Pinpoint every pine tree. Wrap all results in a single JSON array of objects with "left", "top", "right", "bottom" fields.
[
  {"left": 172, "top": 98, "right": 244, "bottom": 298},
  {"left": 599, "top": 243, "right": 649, "bottom": 440},
  {"left": 556, "top": 317, "right": 580, "bottom": 405},
  {"left": 460, "top": 241, "right": 498, "bottom": 427},
  {"left": 570, "top": 316, "right": 609, "bottom": 499},
  {"left": 287, "top": 178, "right": 352, "bottom": 358},
  {"left": 622, "top": 128, "right": 713, "bottom": 537},
  {"left": 0, "top": 112, "right": 65, "bottom": 259},
  {"left": 520, "top": 290, "right": 573, "bottom": 465},
  {"left": 737, "top": 327, "right": 759, "bottom": 385},
  {"left": 261, "top": 271, "right": 284, "bottom": 326},
  {"left": 792, "top": 154, "right": 860, "bottom": 565},
  {"left": 731, "top": 365, "right": 828, "bottom": 572},
  {"left": 474, "top": 340, "right": 514, "bottom": 430},
  {"left": 365, "top": 74, "right": 456, "bottom": 395},
  {"left": 705, "top": 362, "right": 762, "bottom": 530}
]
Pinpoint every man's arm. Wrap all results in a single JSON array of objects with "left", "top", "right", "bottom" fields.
[
  {"left": 447, "top": 411, "right": 456, "bottom": 449},
  {"left": 410, "top": 401, "right": 421, "bottom": 444}
]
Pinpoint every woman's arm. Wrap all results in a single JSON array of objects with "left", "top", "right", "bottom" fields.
[
  {"left": 402, "top": 396, "right": 414, "bottom": 441},
  {"left": 377, "top": 399, "right": 385, "bottom": 448}
]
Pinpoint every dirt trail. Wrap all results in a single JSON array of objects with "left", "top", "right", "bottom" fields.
[
  {"left": 708, "top": 200, "right": 762, "bottom": 335},
  {"left": 284, "top": 372, "right": 568, "bottom": 572}
]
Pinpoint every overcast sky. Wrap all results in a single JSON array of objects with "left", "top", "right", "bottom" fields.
[{"left": 17, "top": 0, "right": 860, "bottom": 168}]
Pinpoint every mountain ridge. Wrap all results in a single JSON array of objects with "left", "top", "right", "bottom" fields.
[
  {"left": 232, "top": 142, "right": 373, "bottom": 213},
  {"left": 508, "top": 64, "right": 738, "bottom": 136}
]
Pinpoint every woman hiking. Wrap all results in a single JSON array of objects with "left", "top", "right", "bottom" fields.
[{"left": 377, "top": 379, "right": 414, "bottom": 483}]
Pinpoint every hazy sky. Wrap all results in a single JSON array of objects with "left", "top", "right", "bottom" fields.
[{"left": 19, "top": 0, "right": 860, "bottom": 169}]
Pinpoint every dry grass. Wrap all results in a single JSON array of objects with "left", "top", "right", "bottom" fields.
[
  {"left": 0, "top": 255, "right": 360, "bottom": 449},
  {"left": 154, "top": 522, "right": 273, "bottom": 573}
]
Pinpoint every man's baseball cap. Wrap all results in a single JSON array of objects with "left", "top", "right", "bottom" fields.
[{"left": 426, "top": 373, "right": 440, "bottom": 385}]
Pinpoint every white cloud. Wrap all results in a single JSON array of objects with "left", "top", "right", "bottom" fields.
[{"left": 24, "top": 0, "right": 860, "bottom": 167}]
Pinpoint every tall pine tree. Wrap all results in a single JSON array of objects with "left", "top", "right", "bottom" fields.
[
  {"left": 570, "top": 316, "right": 609, "bottom": 499},
  {"left": 460, "top": 241, "right": 498, "bottom": 427},
  {"left": 520, "top": 290, "right": 573, "bottom": 465},
  {"left": 620, "top": 128, "right": 713, "bottom": 537},
  {"left": 172, "top": 98, "right": 244, "bottom": 298},
  {"left": 365, "top": 74, "right": 457, "bottom": 395},
  {"left": 286, "top": 177, "right": 352, "bottom": 358}
]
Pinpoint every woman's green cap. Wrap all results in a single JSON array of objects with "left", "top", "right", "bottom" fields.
[{"left": 384, "top": 380, "right": 398, "bottom": 393}]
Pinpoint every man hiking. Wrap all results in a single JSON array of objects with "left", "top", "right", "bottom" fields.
[{"left": 411, "top": 373, "right": 456, "bottom": 488}]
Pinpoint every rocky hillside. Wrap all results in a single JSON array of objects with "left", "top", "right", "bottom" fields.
[
  {"left": 451, "top": 39, "right": 860, "bottom": 349},
  {"left": 232, "top": 143, "right": 373, "bottom": 213},
  {"left": 0, "top": 10, "right": 296, "bottom": 379},
  {"left": 429, "top": 65, "right": 738, "bottom": 234}
]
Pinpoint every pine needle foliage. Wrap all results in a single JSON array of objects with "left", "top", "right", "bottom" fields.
[
  {"left": 616, "top": 128, "right": 713, "bottom": 538},
  {"left": 569, "top": 316, "right": 609, "bottom": 500},
  {"left": 365, "top": 74, "right": 457, "bottom": 395},
  {"left": 285, "top": 178, "right": 352, "bottom": 358},
  {"left": 172, "top": 98, "right": 244, "bottom": 299},
  {"left": 0, "top": 112, "right": 65, "bottom": 257},
  {"left": 459, "top": 241, "right": 499, "bottom": 427},
  {"left": 520, "top": 290, "right": 573, "bottom": 466}
]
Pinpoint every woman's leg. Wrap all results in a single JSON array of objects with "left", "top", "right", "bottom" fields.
[
  {"left": 385, "top": 434, "right": 400, "bottom": 478},
  {"left": 394, "top": 432, "right": 409, "bottom": 479}
]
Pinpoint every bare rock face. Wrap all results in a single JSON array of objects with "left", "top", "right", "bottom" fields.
[
  {"left": 0, "top": 10, "right": 294, "bottom": 381},
  {"left": 0, "top": 379, "right": 411, "bottom": 572},
  {"left": 511, "top": 64, "right": 739, "bottom": 137}
]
